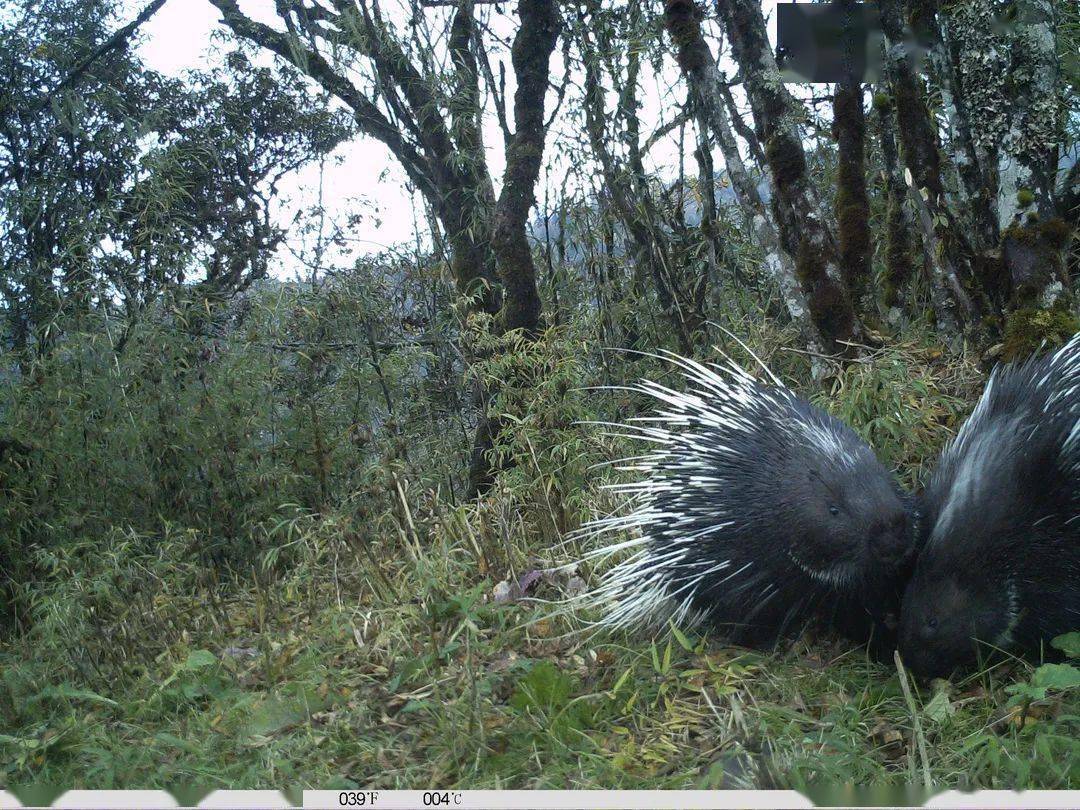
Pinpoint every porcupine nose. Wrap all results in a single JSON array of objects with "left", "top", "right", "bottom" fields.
[{"left": 870, "top": 516, "right": 911, "bottom": 563}]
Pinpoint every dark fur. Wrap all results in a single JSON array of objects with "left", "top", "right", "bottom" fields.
[
  {"left": 900, "top": 335, "right": 1080, "bottom": 678},
  {"left": 670, "top": 390, "right": 914, "bottom": 647},
  {"left": 582, "top": 354, "right": 918, "bottom": 651}
]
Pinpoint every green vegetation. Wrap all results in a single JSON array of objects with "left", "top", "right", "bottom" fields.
[
  {"left": 2, "top": 0, "right": 1078, "bottom": 793},
  {"left": 2, "top": 289, "right": 1078, "bottom": 789}
]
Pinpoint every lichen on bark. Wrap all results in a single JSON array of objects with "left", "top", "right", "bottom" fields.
[{"left": 714, "top": 0, "right": 860, "bottom": 356}]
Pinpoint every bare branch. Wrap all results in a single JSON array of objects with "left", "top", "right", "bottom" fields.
[
  {"left": 717, "top": 78, "right": 765, "bottom": 168},
  {"left": 207, "top": 0, "right": 436, "bottom": 200},
  {"left": 641, "top": 106, "right": 694, "bottom": 154},
  {"left": 543, "top": 33, "right": 572, "bottom": 130},
  {"left": 473, "top": 18, "right": 512, "bottom": 147}
]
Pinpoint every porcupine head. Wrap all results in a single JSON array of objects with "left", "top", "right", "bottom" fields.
[
  {"left": 767, "top": 400, "right": 918, "bottom": 643},
  {"left": 900, "top": 337, "right": 1080, "bottom": 679},
  {"left": 898, "top": 435, "right": 1043, "bottom": 678}
]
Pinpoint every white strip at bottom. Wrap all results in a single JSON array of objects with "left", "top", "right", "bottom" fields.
[{"left": 1, "top": 789, "right": 1078, "bottom": 809}]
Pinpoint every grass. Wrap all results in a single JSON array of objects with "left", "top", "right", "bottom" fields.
[
  {"left": 2, "top": 511, "right": 1078, "bottom": 790},
  {"left": 1, "top": 325, "right": 1078, "bottom": 791}
]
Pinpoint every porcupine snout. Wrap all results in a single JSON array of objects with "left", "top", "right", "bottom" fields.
[
  {"left": 868, "top": 509, "right": 913, "bottom": 565},
  {"left": 857, "top": 495, "right": 917, "bottom": 635},
  {"left": 847, "top": 473, "right": 916, "bottom": 568}
]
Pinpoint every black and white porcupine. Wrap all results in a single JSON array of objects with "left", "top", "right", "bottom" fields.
[
  {"left": 900, "top": 333, "right": 1080, "bottom": 678},
  {"left": 577, "top": 349, "right": 918, "bottom": 649}
]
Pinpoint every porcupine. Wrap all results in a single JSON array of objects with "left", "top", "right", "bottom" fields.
[
  {"left": 577, "top": 348, "right": 918, "bottom": 650},
  {"left": 899, "top": 333, "right": 1080, "bottom": 678}
]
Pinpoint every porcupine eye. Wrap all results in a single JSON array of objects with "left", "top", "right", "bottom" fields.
[{"left": 828, "top": 505, "right": 840, "bottom": 517}]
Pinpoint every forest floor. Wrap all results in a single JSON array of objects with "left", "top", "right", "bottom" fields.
[
  {"left": 2, "top": 330, "right": 1079, "bottom": 790},
  {"left": 2, "top": 533, "right": 1079, "bottom": 791}
]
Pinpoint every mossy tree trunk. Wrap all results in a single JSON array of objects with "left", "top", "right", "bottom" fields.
[
  {"left": 490, "top": 0, "right": 558, "bottom": 337},
  {"left": 990, "top": 0, "right": 1075, "bottom": 357},
  {"left": 913, "top": 0, "right": 1078, "bottom": 358},
  {"left": 913, "top": 0, "right": 998, "bottom": 255},
  {"left": 446, "top": 0, "right": 502, "bottom": 318},
  {"left": 991, "top": 0, "right": 1061, "bottom": 233},
  {"left": 711, "top": 0, "right": 862, "bottom": 357},
  {"left": 831, "top": 2, "right": 871, "bottom": 318},
  {"left": 832, "top": 80, "right": 871, "bottom": 316},
  {"left": 662, "top": 0, "right": 825, "bottom": 359},
  {"left": 468, "top": 0, "right": 560, "bottom": 495},
  {"left": 878, "top": 0, "right": 983, "bottom": 335},
  {"left": 872, "top": 90, "right": 914, "bottom": 313}
]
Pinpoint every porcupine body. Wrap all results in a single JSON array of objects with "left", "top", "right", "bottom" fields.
[
  {"left": 579, "top": 351, "right": 918, "bottom": 649},
  {"left": 899, "top": 334, "right": 1080, "bottom": 678}
]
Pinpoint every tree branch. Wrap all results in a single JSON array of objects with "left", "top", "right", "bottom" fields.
[
  {"left": 717, "top": 78, "right": 765, "bottom": 168},
  {"left": 449, "top": 0, "right": 495, "bottom": 205},
  {"left": 207, "top": 0, "right": 437, "bottom": 200},
  {"left": 474, "top": 29, "right": 512, "bottom": 148},
  {"left": 641, "top": 106, "right": 695, "bottom": 154},
  {"left": 34, "top": 0, "right": 168, "bottom": 114},
  {"left": 335, "top": 0, "right": 460, "bottom": 185}
]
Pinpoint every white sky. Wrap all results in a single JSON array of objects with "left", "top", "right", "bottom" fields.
[
  {"left": 131, "top": 0, "right": 781, "bottom": 279},
  {"left": 136, "top": 0, "right": 421, "bottom": 275}
]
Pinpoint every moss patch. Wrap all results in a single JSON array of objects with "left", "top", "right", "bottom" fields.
[
  {"left": 882, "top": 197, "right": 913, "bottom": 308},
  {"left": 1000, "top": 219, "right": 1071, "bottom": 310},
  {"left": 663, "top": 0, "right": 710, "bottom": 75},
  {"left": 765, "top": 134, "right": 806, "bottom": 191},
  {"left": 1002, "top": 221, "right": 1043, "bottom": 248},
  {"left": 1002, "top": 305, "right": 1080, "bottom": 361},
  {"left": 1040, "top": 217, "right": 1072, "bottom": 250},
  {"left": 1002, "top": 218, "right": 1073, "bottom": 250}
]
